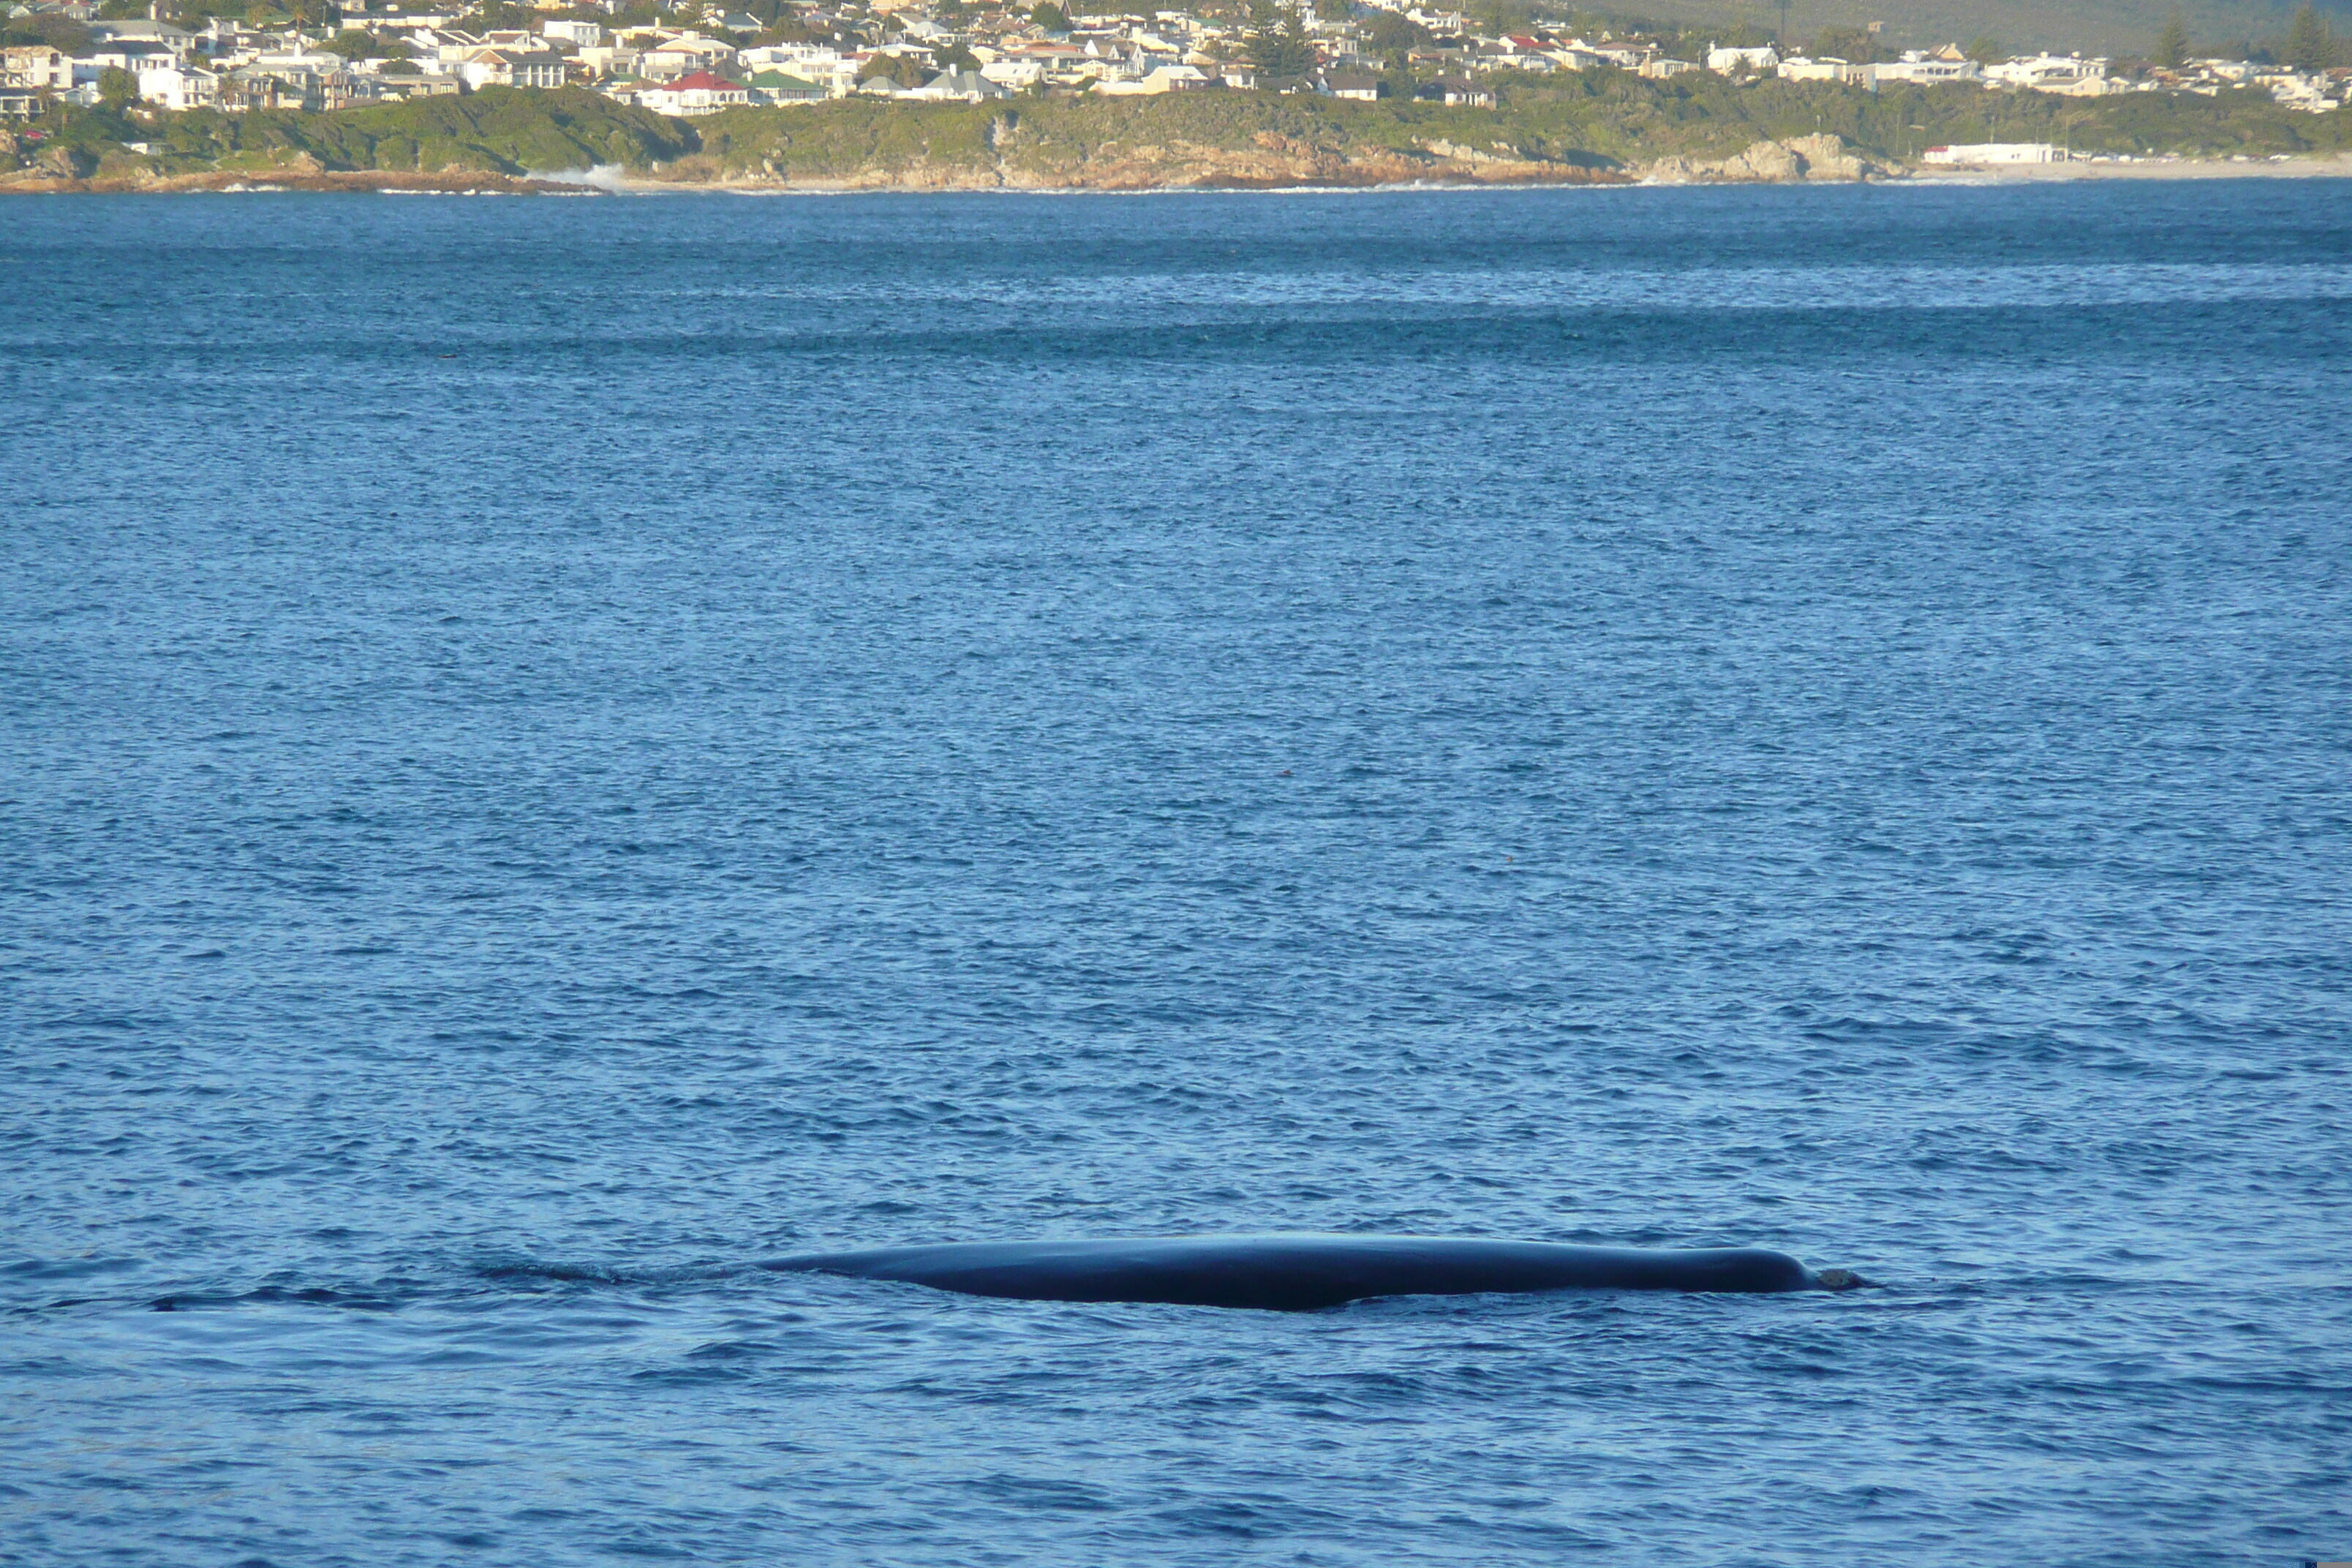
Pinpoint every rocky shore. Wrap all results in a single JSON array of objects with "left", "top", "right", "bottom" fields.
[
  {"left": 1, "top": 129, "right": 1907, "bottom": 195},
  {"left": 6, "top": 110, "right": 2342, "bottom": 195}
]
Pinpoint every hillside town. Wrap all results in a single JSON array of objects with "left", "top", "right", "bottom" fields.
[{"left": 4, "top": 0, "right": 2349, "bottom": 119}]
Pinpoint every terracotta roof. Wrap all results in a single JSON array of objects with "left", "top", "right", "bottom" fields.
[{"left": 663, "top": 69, "right": 742, "bottom": 90}]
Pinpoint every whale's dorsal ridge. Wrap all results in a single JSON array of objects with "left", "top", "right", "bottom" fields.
[{"left": 767, "top": 1234, "right": 1859, "bottom": 1310}]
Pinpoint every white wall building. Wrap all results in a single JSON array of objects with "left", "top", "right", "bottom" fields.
[
  {"left": 636, "top": 68, "right": 747, "bottom": 113},
  {"left": 1093, "top": 61, "right": 1205, "bottom": 93},
  {"left": 137, "top": 61, "right": 218, "bottom": 108},
  {"left": 1982, "top": 53, "right": 2109, "bottom": 93},
  {"left": 1869, "top": 51, "right": 1982, "bottom": 84},
  {"left": 1706, "top": 45, "right": 1779, "bottom": 74},
  {"left": 1923, "top": 141, "right": 2057, "bottom": 164},
  {"left": 980, "top": 57, "right": 1045, "bottom": 86},
  {"left": 641, "top": 34, "right": 734, "bottom": 77},
  {"left": 1, "top": 45, "right": 75, "bottom": 91},
  {"left": 1779, "top": 56, "right": 1866, "bottom": 83}
]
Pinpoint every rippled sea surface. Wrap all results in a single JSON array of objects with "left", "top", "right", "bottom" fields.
[{"left": 4, "top": 182, "right": 2350, "bottom": 1567}]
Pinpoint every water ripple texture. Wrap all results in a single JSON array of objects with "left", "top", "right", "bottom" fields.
[{"left": 2, "top": 183, "right": 2348, "bottom": 1568}]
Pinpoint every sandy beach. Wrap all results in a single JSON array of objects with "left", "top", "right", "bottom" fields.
[{"left": 1907, "top": 151, "right": 2352, "bottom": 181}]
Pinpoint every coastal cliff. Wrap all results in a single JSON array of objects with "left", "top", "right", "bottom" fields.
[{"left": 4, "top": 79, "right": 2347, "bottom": 195}]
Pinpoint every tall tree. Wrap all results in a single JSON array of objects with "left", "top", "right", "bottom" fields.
[
  {"left": 1362, "top": 7, "right": 1427, "bottom": 61},
  {"left": 1247, "top": 0, "right": 1312, "bottom": 75},
  {"left": 2155, "top": 10, "right": 2189, "bottom": 68},
  {"left": 1812, "top": 25, "right": 1882, "bottom": 62},
  {"left": 2285, "top": 1, "right": 2333, "bottom": 69}
]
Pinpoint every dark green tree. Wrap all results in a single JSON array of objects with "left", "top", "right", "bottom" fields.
[
  {"left": 323, "top": 26, "right": 395, "bottom": 58},
  {"left": 1965, "top": 35, "right": 2002, "bottom": 63},
  {"left": 96, "top": 64, "right": 137, "bottom": 109},
  {"left": 1363, "top": 7, "right": 1427, "bottom": 59},
  {"left": 2155, "top": 10, "right": 2189, "bottom": 68},
  {"left": 1469, "top": 0, "right": 1531, "bottom": 37},
  {"left": 0, "top": 13, "right": 92, "bottom": 51},
  {"left": 1247, "top": 0, "right": 1312, "bottom": 74},
  {"left": 857, "top": 50, "right": 926, "bottom": 85},
  {"left": 1811, "top": 26, "right": 1882, "bottom": 62},
  {"left": 1028, "top": 1, "right": 1068, "bottom": 31},
  {"left": 2285, "top": 1, "right": 2333, "bottom": 68},
  {"left": 1311, "top": 0, "right": 1346, "bottom": 19}
]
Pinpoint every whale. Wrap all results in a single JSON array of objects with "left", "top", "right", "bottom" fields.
[{"left": 761, "top": 1234, "right": 1867, "bottom": 1311}]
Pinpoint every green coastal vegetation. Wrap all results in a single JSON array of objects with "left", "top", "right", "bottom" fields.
[
  {"left": 10, "top": 89, "right": 691, "bottom": 181},
  {"left": 8, "top": 77, "right": 2349, "bottom": 187}
]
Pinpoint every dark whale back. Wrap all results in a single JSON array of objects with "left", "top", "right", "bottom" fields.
[{"left": 763, "top": 1234, "right": 1830, "bottom": 1311}]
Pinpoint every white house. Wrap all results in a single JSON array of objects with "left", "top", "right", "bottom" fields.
[
  {"left": 2258, "top": 69, "right": 2335, "bottom": 110},
  {"left": 86, "top": 19, "right": 196, "bottom": 46},
  {"left": 1779, "top": 56, "right": 1866, "bottom": 83},
  {"left": 980, "top": 56, "right": 1044, "bottom": 86},
  {"left": 737, "top": 42, "right": 854, "bottom": 94},
  {"left": 1982, "top": 53, "right": 2108, "bottom": 93},
  {"left": 506, "top": 50, "right": 569, "bottom": 88},
  {"left": 1577, "top": 39, "right": 1651, "bottom": 67},
  {"left": 1413, "top": 74, "right": 1490, "bottom": 103},
  {"left": 1922, "top": 141, "right": 2057, "bottom": 164},
  {"left": 459, "top": 50, "right": 508, "bottom": 89},
  {"left": 81, "top": 41, "right": 184, "bottom": 79},
  {"left": 747, "top": 69, "right": 827, "bottom": 102},
  {"left": 460, "top": 48, "right": 568, "bottom": 88},
  {"left": 636, "top": 68, "right": 747, "bottom": 113},
  {"left": 573, "top": 44, "right": 639, "bottom": 78},
  {"left": 136, "top": 61, "right": 217, "bottom": 108},
  {"left": 907, "top": 67, "right": 1011, "bottom": 100},
  {"left": 1705, "top": 45, "right": 1779, "bottom": 74},
  {"left": 1, "top": 45, "right": 75, "bottom": 91},
  {"left": 540, "top": 19, "right": 602, "bottom": 47},
  {"left": 249, "top": 48, "right": 344, "bottom": 76},
  {"left": 640, "top": 33, "right": 734, "bottom": 78},
  {"left": 1091, "top": 61, "right": 1205, "bottom": 94},
  {"left": 1869, "top": 50, "right": 1982, "bottom": 85}
]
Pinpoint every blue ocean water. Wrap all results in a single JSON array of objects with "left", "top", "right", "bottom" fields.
[{"left": 3, "top": 181, "right": 2349, "bottom": 1567}]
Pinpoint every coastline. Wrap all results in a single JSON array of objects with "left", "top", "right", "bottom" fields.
[
  {"left": 11, "top": 82, "right": 2351, "bottom": 197},
  {"left": 10, "top": 150, "right": 2351, "bottom": 195}
]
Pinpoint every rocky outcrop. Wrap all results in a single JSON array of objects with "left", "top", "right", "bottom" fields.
[
  {"left": 40, "top": 144, "right": 98, "bottom": 180},
  {"left": 1643, "top": 133, "right": 1893, "bottom": 184},
  {"left": 1783, "top": 132, "right": 1892, "bottom": 179},
  {"left": 2, "top": 116, "right": 1896, "bottom": 197},
  {"left": 646, "top": 129, "right": 1621, "bottom": 192}
]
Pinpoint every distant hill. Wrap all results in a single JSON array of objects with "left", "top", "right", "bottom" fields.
[{"left": 1604, "top": 0, "right": 2341, "bottom": 57}]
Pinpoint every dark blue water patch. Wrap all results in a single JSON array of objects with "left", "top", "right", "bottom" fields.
[{"left": 2, "top": 181, "right": 2350, "bottom": 1568}]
